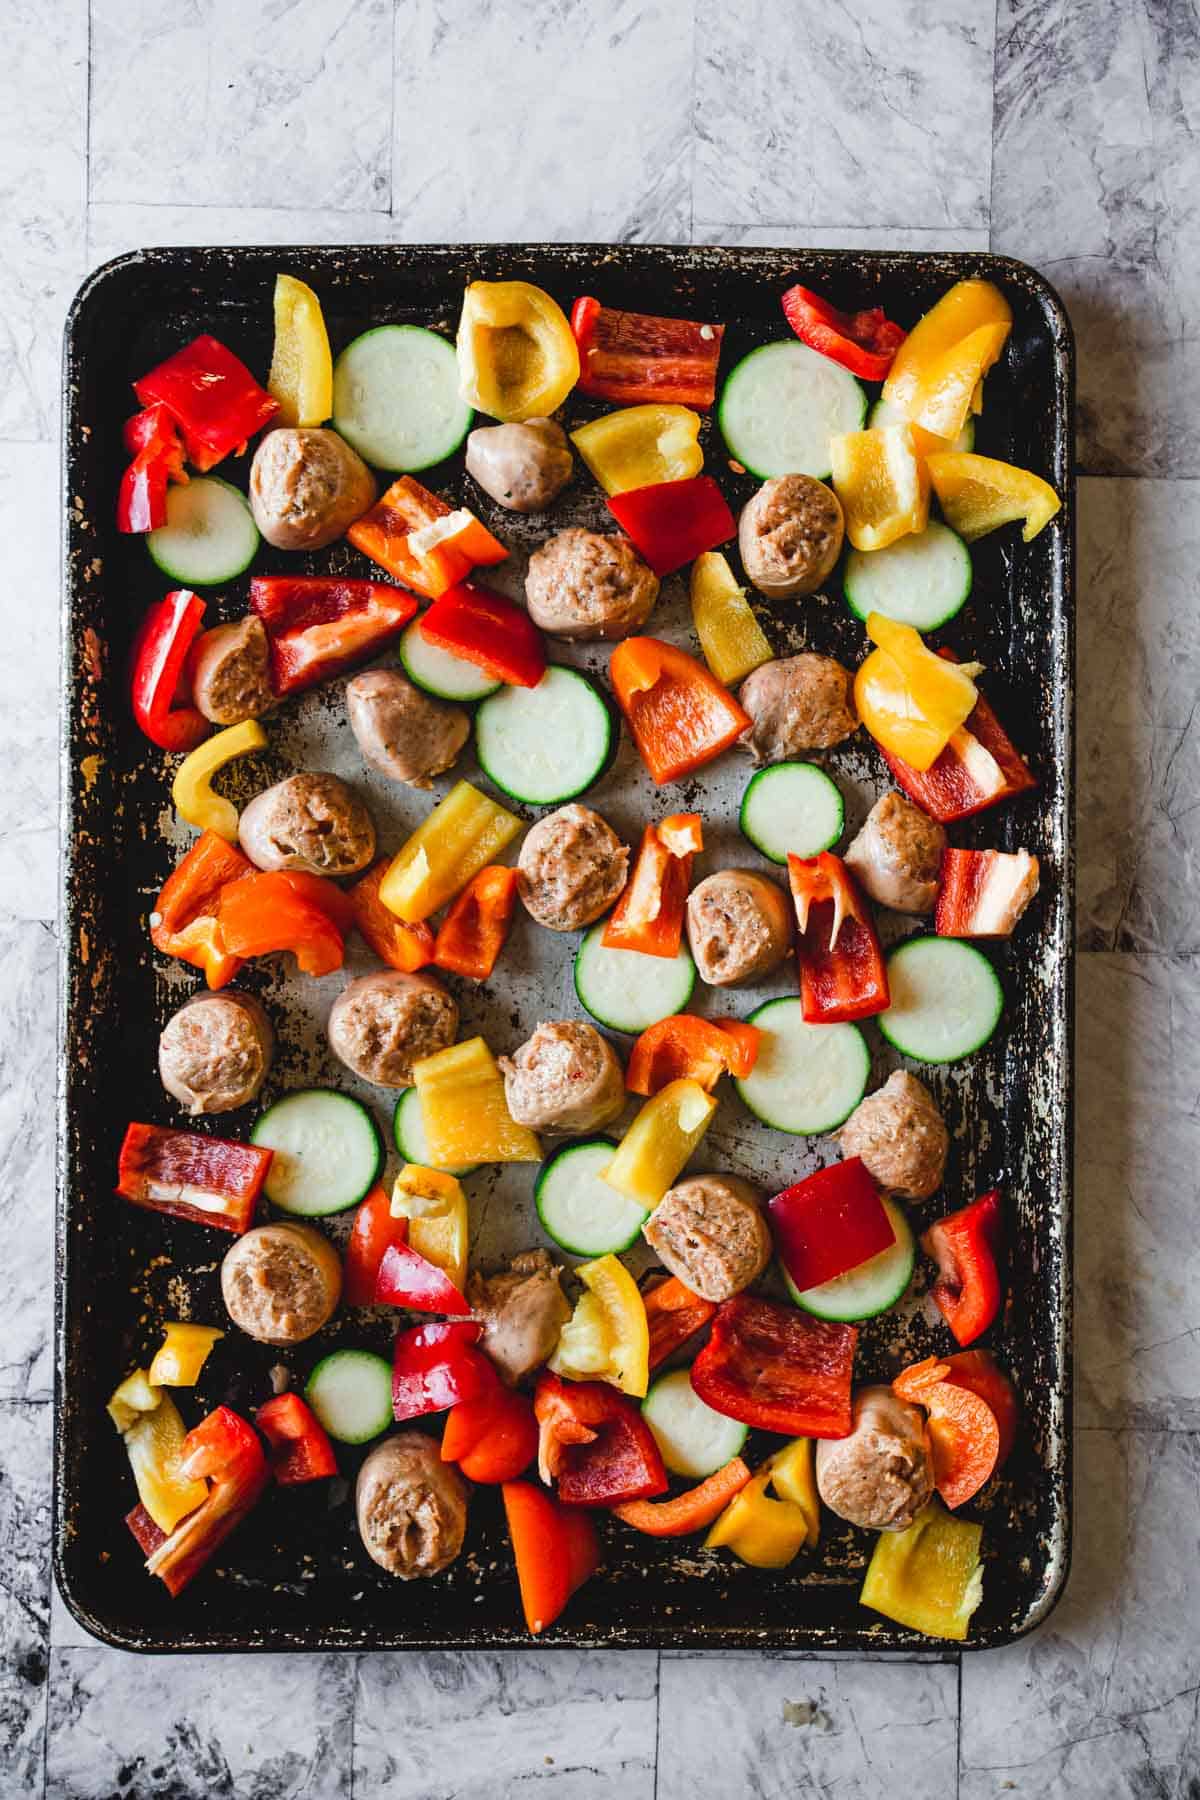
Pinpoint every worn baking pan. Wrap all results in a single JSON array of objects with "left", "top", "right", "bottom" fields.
[{"left": 56, "top": 244, "right": 1073, "bottom": 1653}]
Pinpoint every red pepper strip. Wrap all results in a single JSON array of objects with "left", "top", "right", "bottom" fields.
[
  {"left": 533, "top": 1372, "right": 668, "bottom": 1506},
  {"left": 348, "top": 861, "right": 436, "bottom": 973},
  {"left": 767, "top": 1157, "right": 895, "bottom": 1293},
  {"left": 134, "top": 334, "right": 278, "bottom": 472},
  {"left": 134, "top": 1405, "right": 269, "bottom": 1596},
  {"left": 124, "top": 403, "right": 188, "bottom": 475},
  {"left": 787, "top": 850, "right": 890, "bottom": 1023},
  {"left": 690, "top": 1294, "right": 857, "bottom": 1439},
  {"left": 893, "top": 1358, "right": 999, "bottom": 1508},
  {"left": 571, "top": 296, "right": 726, "bottom": 408},
  {"left": 343, "top": 1186, "right": 408, "bottom": 1308},
  {"left": 607, "top": 476, "right": 736, "bottom": 578},
  {"left": 612, "top": 1456, "right": 752, "bottom": 1537},
  {"left": 603, "top": 819, "right": 697, "bottom": 958},
  {"left": 217, "top": 871, "right": 346, "bottom": 978},
  {"left": 391, "top": 1319, "right": 498, "bottom": 1422},
  {"left": 610, "top": 637, "right": 751, "bottom": 785},
  {"left": 347, "top": 476, "right": 453, "bottom": 593},
  {"left": 150, "top": 830, "right": 254, "bottom": 989},
  {"left": 255, "top": 1392, "right": 338, "bottom": 1484},
  {"left": 780, "top": 285, "right": 907, "bottom": 382},
  {"left": 922, "top": 1189, "right": 1003, "bottom": 1347},
  {"left": 642, "top": 1276, "right": 718, "bottom": 1372},
  {"left": 116, "top": 1122, "right": 272, "bottom": 1236},
  {"left": 625, "top": 1014, "right": 760, "bottom": 1095},
  {"left": 118, "top": 405, "right": 189, "bottom": 533},
  {"left": 941, "top": 1349, "right": 1018, "bottom": 1468},
  {"left": 501, "top": 1479, "right": 598, "bottom": 1636},
  {"left": 249, "top": 575, "right": 418, "bottom": 696},
  {"left": 374, "top": 1240, "right": 472, "bottom": 1315},
  {"left": 418, "top": 582, "right": 547, "bottom": 689},
  {"left": 433, "top": 865, "right": 519, "bottom": 980},
  {"left": 130, "top": 589, "right": 210, "bottom": 751},
  {"left": 879, "top": 651, "right": 1036, "bottom": 824},
  {"left": 442, "top": 1387, "right": 539, "bottom": 1484},
  {"left": 934, "top": 847, "right": 1039, "bottom": 939}
]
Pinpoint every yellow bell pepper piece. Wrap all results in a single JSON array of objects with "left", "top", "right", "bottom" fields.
[
  {"left": 570, "top": 404, "right": 703, "bottom": 497},
  {"left": 603, "top": 1079, "right": 717, "bottom": 1210},
  {"left": 413, "top": 1035, "right": 542, "bottom": 1167},
  {"left": 549, "top": 1253, "right": 650, "bottom": 1397},
  {"left": 457, "top": 280, "right": 579, "bottom": 422},
  {"left": 830, "top": 425, "right": 929, "bottom": 553},
  {"left": 108, "top": 1370, "right": 209, "bottom": 1533},
  {"left": 903, "top": 322, "right": 1011, "bottom": 445},
  {"left": 268, "top": 273, "right": 334, "bottom": 428},
  {"left": 855, "top": 613, "right": 979, "bottom": 772},
  {"left": 705, "top": 1462, "right": 810, "bottom": 1568},
  {"left": 390, "top": 1164, "right": 469, "bottom": 1291},
  {"left": 859, "top": 1496, "right": 984, "bottom": 1641},
  {"left": 689, "top": 551, "right": 774, "bottom": 686},
  {"left": 926, "top": 451, "right": 1062, "bottom": 544},
  {"left": 380, "top": 780, "right": 521, "bottom": 923},
  {"left": 884, "top": 279, "right": 1012, "bottom": 428},
  {"left": 147, "top": 1322, "right": 224, "bottom": 1387},
  {"left": 766, "top": 1437, "right": 820, "bottom": 1550},
  {"left": 106, "top": 1367, "right": 161, "bottom": 1434},
  {"left": 172, "top": 719, "right": 268, "bottom": 842}
]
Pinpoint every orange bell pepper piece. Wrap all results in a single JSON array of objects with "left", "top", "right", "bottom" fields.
[
  {"left": 441, "top": 1387, "right": 538, "bottom": 1484},
  {"left": 625, "top": 1014, "right": 760, "bottom": 1095},
  {"left": 349, "top": 476, "right": 507, "bottom": 599},
  {"left": 612, "top": 1457, "right": 752, "bottom": 1537},
  {"left": 433, "top": 864, "right": 519, "bottom": 981},
  {"left": 603, "top": 813, "right": 702, "bottom": 958},
  {"left": 610, "top": 638, "right": 751, "bottom": 785},
  {"left": 893, "top": 1356, "right": 1000, "bottom": 1509},
  {"left": 941, "top": 1349, "right": 1018, "bottom": 1467},
  {"left": 349, "top": 860, "right": 436, "bottom": 972},
  {"left": 217, "top": 871, "right": 347, "bottom": 977},
  {"left": 150, "top": 829, "right": 255, "bottom": 989},
  {"left": 501, "top": 1480, "right": 598, "bottom": 1636},
  {"left": 642, "top": 1275, "right": 717, "bottom": 1371}
]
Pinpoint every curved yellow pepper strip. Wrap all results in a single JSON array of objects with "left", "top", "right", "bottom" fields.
[
  {"left": 690, "top": 551, "right": 773, "bottom": 687},
  {"left": 269, "top": 273, "right": 333, "bottom": 427},
  {"left": 148, "top": 1322, "right": 224, "bottom": 1387},
  {"left": 602, "top": 1079, "right": 717, "bottom": 1211},
  {"left": 456, "top": 280, "right": 580, "bottom": 422},
  {"left": 391, "top": 1164, "right": 469, "bottom": 1292},
  {"left": 926, "top": 451, "right": 1061, "bottom": 544},
  {"left": 884, "top": 279, "right": 1012, "bottom": 421},
  {"left": 549, "top": 1252, "right": 650, "bottom": 1398},
  {"left": 705, "top": 1451, "right": 813, "bottom": 1568},
  {"left": 172, "top": 719, "right": 268, "bottom": 841},
  {"left": 107, "top": 1368, "right": 209, "bottom": 1533},
  {"left": 830, "top": 424, "right": 929, "bottom": 553},
  {"left": 571, "top": 404, "right": 703, "bottom": 497}
]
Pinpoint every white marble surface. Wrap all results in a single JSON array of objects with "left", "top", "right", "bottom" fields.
[{"left": 2, "top": 0, "right": 1198, "bottom": 1794}]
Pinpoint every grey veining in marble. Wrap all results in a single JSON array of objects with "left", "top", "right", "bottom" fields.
[
  {"left": 0, "top": 1403, "right": 51, "bottom": 1799},
  {"left": 0, "top": 921, "right": 58, "bottom": 1403}
]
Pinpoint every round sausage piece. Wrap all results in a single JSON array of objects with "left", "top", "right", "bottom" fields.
[
  {"left": 500, "top": 1020, "right": 626, "bottom": 1134},
  {"left": 345, "top": 669, "right": 469, "bottom": 789},
  {"left": 356, "top": 1432, "right": 469, "bottom": 1578},
  {"left": 525, "top": 528, "right": 659, "bottom": 641},
  {"left": 158, "top": 991, "right": 274, "bottom": 1115},
  {"left": 466, "top": 418, "right": 573, "bottom": 513},
  {"left": 815, "top": 1386, "right": 935, "bottom": 1531},
  {"left": 189, "top": 616, "right": 276, "bottom": 727},
  {"left": 844, "top": 792, "right": 946, "bottom": 916},
  {"left": 738, "top": 474, "right": 845, "bottom": 599},
  {"left": 466, "top": 1249, "right": 571, "bottom": 1386},
  {"left": 327, "top": 970, "right": 458, "bottom": 1090},
  {"left": 249, "top": 427, "right": 376, "bottom": 551},
  {"left": 642, "top": 1174, "right": 771, "bottom": 1303},
  {"left": 837, "top": 1069, "right": 948, "bottom": 1201},
  {"left": 517, "top": 804, "right": 629, "bottom": 933},
  {"left": 220, "top": 1221, "right": 342, "bottom": 1345},
  {"left": 686, "top": 869, "right": 792, "bottom": 987},
  {"left": 238, "top": 772, "right": 375, "bottom": 878},
  {"left": 739, "top": 654, "right": 859, "bottom": 764}
]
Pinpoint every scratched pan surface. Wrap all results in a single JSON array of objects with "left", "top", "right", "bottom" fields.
[{"left": 57, "top": 245, "right": 1073, "bottom": 1653}]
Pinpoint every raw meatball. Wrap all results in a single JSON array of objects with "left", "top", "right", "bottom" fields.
[
  {"left": 189, "top": 616, "right": 275, "bottom": 726},
  {"left": 837, "top": 1069, "right": 949, "bottom": 1201},
  {"left": 642, "top": 1175, "right": 771, "bottom": 1303},
  {"left": 356, "top": 1432, "right": 468, "bottom": 1578},
  {"left": 466, "top": 418, "right": 573, "bottom": 513},
  {"left": 500, "top": 1020, "right": 625, "bottom": 1134},
  {"left": 517, "top": 804, "right": 629, "bottom": 933},
  {"left": 815, "top": 1386, "right": 934, "bottom": 1531},
  {"left": 220, "top": 1222, "right": 341, "bottom": 1345},
  {"left": 249, "top": 427, "right": 376, "bottom": 551},
  {"left": 739, "top": 654, "right": 858, "bottom": 763},
  {"left": 327, "top": 970, "right": 458, "bottom": 1090},
  {"left": 346, "top": 669, "right": 469, "bottom": 788},
  {"left": 845, "top": 792, "right": 946, "bottom": 915},
  {"left": 525, "top": 528, "right": 659, "bottom": 641},
  {"left": 238, "top": 773, "right": 375, "bottom": 878},
  {"left": 158, "top": 991, "right": 273, "bottom": 1115},
  {"left": 738, "top": 474, "right": 845, "bottom": 598},
  {"left": 466, "top": 1249, "right": 571, "bottom": 1386},
  {"left": 686, "top": 869, "right": 792, "bottom": 987}
]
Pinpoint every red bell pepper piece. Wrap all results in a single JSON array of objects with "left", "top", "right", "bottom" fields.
[
  {"left": 130, "top": 1404, "right": 269, "bottom": 1596},
  {"left": 642, "top": 1275, "right": 718, "bottom": 1372},
  {"left": 768, "top": 1157, "right": 896, "bottom": 1293},
  {"left": 612, "top": 1457, "right": 752, "bottom": 1537},
  {"left": 879, "top": 651, "right": 1036, "bottom": 824},
  {"left": 217, "top": 870, "right": 347, "bottom": 977},
  {"left": 129, "top": 589, "right": 210, "bottom": 752},
  {"left": 603, "top": 814, "right": 701, "bottom": 958},
  {"left": 433, "top": 865, "right": 519, "bottom": 980},
  {"left": 255, "top": 1392, "right": 338, "bottom": 1484},
  {"left": 124, "top": 403, "right": 188, "bottom": 473},
  {"left": 343, "top": 1185, "right": 408, "bottom": 1308},
  {"left": 689, "top": 1294, "right": 857, "bottom": 1439},
  {"left": 625, "top": 1014, "right": 760, "bottom": 1095},
  {"left": 116, "top": 1122, "right": 271, "bottom": 1236},
  {"left": 118, "top": 405, "right": 189, "bottom": 534},
  {"left": 150, "top": 829, "right": 254, "bottom": 989},
  {"left": 935, "top": 847, "right": 1040, "bottom": 940},
  {"left": 441, "top": 1386, "right": 539, "bottom": 1484},
  {"left": 941, "top": 1349, "right": 1018, "bottom": 1467},
  {"left": 610, "top": 637, "right": 750, "bottom": 785},
  {"left": 607, "top": 476, "right": 735, "bottom": 577},
  {"left": 922, "top": 1189, "right": 1004, "bottom": 1346},
  {"left": 134, "top": 334, "right": 278, "bottom": 472},
  {"left": 249, "top": 575, "right": 418, "bottom": 695},
  {"left": 418, "top": 582, "right": 547, "bottom": 689},
  {"left": 787, "top": 850, "right": 890, "bottom": 1023},
  {"left": 570, "top": 297, "right": 725, "bottom": 408},
  {"left": 374, "top": 1240, "right": 472, "bottom": 1315},
  {"left": 780, "top": 285, "right": 906, "bottom": 382},
  {"left": 501, "top": 1479, "right": 598, "bottom": 1636},
  {"left": 533, "top": 1372, "right": 667, "bottom": 1507},
  {"left": 348, "top": 861, "right": 436, "bottom": 973},
  {"left": 391, "top": 1319, "right": 498, "bottom": 1422}
]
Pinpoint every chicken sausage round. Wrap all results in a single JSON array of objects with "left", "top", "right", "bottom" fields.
[
  {"left": 249, "top": 427, "right": 376, "bottom": 551},
  {"left": 517, "top": 804, "right": 629, "bottom": 933},
  {"left": 327, "top": 970, "right": 458, "bottom": 1090},
  {"left": 465, "top": 418, "right": 574, "bottom": 513},
  {"left": 465, "top": 1250, "right": 571, "bottom": 1386},
  {"left": 815, "top": 1386, "right": 934, "bottom": 1531},
  {"left": 220, "top": 1222, "right": 342, "bottom": 1346},
  {"left": 685, "top": 869, "right": 792, "bottom": 987},
  {"left": 837, "top": 1069, "right": 949, "bottom": 1201},
  {"left": 158, "top": 991, "right": 273, "bottom": 1115},
  {"left": 525, "top": 528, "right": 659, "bottom": 641},
  {"left": 844, "top": 792, "right": 946, "bottom": 915},
  {"left": 356, "top": 1432, "right": 469, "bottom": 1578},
  {"left": 238, "top": 773, "right": 375, "bottom": 878},
  {"left": 189, "top": 616, "right": 276, "bottom": 727},
  {"left": 739, "top": 654, "right": 859, "bottom": 763},
  {"left": 345, "top": 669, "right": 469, "bottom": 788},
  {"left": 500, "top": 1020, "right": 625, "bottom": 1134},
  {"left": 642, "top": 1174, "right": 771, "bottom": 1303},
  {"left": 738, "top": 474, "right": 845, "bottom": 598}
]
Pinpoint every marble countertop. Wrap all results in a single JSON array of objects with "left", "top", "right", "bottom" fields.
[{"left": 3, "top": 1, "right": 1196, "bottom": 1794}]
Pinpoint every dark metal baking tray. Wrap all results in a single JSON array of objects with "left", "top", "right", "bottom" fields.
[{"left": 56, "top": 244, "right": 1073, "bottom": 1653}]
